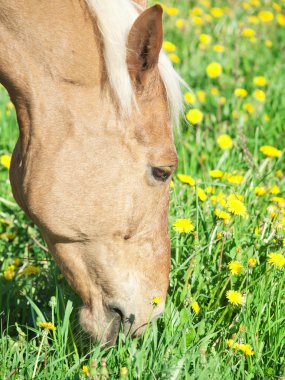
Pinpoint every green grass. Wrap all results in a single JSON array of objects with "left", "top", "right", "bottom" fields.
[{"left": 1, "top": 0, "right": 285, "bottom": 379}]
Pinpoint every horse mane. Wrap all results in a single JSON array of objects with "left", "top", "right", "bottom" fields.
[{"left": 85, "top": 0, "right": 183, "bottom": 126}]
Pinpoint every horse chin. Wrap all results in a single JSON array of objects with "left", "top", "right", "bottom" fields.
[{"left": 79, "top": 305, "right": 121, "bottom": 346}]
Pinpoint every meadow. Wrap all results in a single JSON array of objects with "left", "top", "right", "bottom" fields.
[{"left": 0, "top": 0, "right": 285, "bottom": 378}]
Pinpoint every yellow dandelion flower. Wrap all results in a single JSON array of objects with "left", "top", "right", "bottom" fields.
[
  {"left": 217, "top": 134, "right": 233, "bottom": 150},
  {"left": 17, "top": 266, "right": 40, "bottom": 276},
  {"left": 243, "top": 103, "right": 255, "bottom": 114},
  {"left": 265, "top": 39, "right": 273, "bottom": 47},
  {"left": 209, "top": 169, "right": 223, "bottom": 178},
  {"left": 239, "top": 344, "right": 254, "bottom": 356},
  {"left": 227, "top": 339, "right": 239, "bottom": 349},
  {"left": 241, "top": 28, "right": 256, "bottom": 37},
  {"left": 197, "top": 188, "right": 207, "bottom": 201},
  {"left": 82, "top": 365, "right": 89, "bottom": 376},
  {"left": 210, "top": 87, "right": 219, "bottom": 96},
  {"left": 243, "top": 2, "right": 251, "bottom": 10},
  {"left": 232, "top": 110, "right": 239, "bottom": 119},
  {"left": 270, "top": 185, "right": 280, "bottom": 194},
  {"left": 234, "top": 88, "right": 248, "bottom": 97},
  {"left": 168, "top": 53, "right": 180, "bottom": 64},
  {"left": 253, "top": 89, "right": 266, "bottom": 102},
  {"left": 175, "top": 19, "right": 185, "bottom": 29},
  {"left": 196, "top": 90, "right": 206, "bottom": 103},
  {"left": 260, "top": 145, "right": 282, "bottom": 157},
  {"left": 39, "top": 322, "right": 56, "bottom": 331},
  {"left": 226, "top": 198, "right": 247, "bottom": 218},
  {"left": 177, "top": 174, "right": 196, "bottom": 186},
  {"left": 191, "top": 301, "right": 200, "bottom": 315},
  {"left": 186, "top": 108, "right": 203, "bottom": 124},
  {"left": 271, "top": 197, "right": 285, "bottom": 207},
  {"left": 254, "top": 186, "right": 266, "bottom": 196},
  {"left": 226, "top": 290, "right": 246, "bottom": 306},
  {"left": 253, "top": 76, "right": 267, "bottom": 86},
  {"left": 210, "top": 7, "right": 224, "bottom": 17},
  {"left": 199, "top": 33, "right": 212, "bottom": 45},
  {"left": 277, "top": 13, "right": 285, "bottom": 26},
  {"left": 3, "top": 266, "right": 15, "bottom": 281},
  {"left": 248, "top": 15, "right": 259, "bottom": 24},
  {"left": 215, "top": 208, "right": 231, "bottom": 221},
  {"left": 165, "top": 7, "right": 179, "bottom": 16},
  {"left": 173, "top": 218, "right": 194, "bottom": 233},
  {"left": 258, "top": 10, "right": 274, "bottom": 22},
  {"left": 227, "top": 174, "right": 243, "bottom": 184},
  {"left": 13, "top": 258, "right": 22, "bottom": 267},
  {"left": 275, "top": 170, "right": 283, "bottom": 178},
  {"left": 120, "top": 367, "right": 128, "bottom": 377},
  {"left": 213, "top": 44, "right": 225, "bottom": 52},
  {"left": 272, "top": 2, "right": 281, "bottom": 12},
  {"left": 1, "top": 154, "right": 11, "bottom": 169},
  {"left": 184, "top": 92, "right": 196, "bottom": 104},
  {"left": 248, "top": 257, "right": 257, "bottom": 267},
  {"left": 228, "top": 261, "right": 243, "bottom": 275},
  {"left": 163, "top": 41, "right": 176, "bottom": 52},
  {"left": 190, "top": 7, "right": 203, "bottom": 16},
  {"left": 192, "top": 16, "right": 203, "bottom": 25},
  {"left": 268, "top": 252, "right": 285, "bottom": 268},
  {"left": 152, "top": 296, "right": 161, "bottom": 305},
  {"left": 206, "top": 62, "right": 222, "bottom": 78},
  {"left": 204, "top": 14, "right": 213, "bottom": 23},
  {"left": 206, "top": 186, "right": 215, "bottom": 194}
]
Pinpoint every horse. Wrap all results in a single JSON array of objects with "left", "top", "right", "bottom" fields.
[{"left": 0, "top": 0, "right": 182, "bottom": 344}]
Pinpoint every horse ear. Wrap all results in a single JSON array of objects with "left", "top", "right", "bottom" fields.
[{"left": 127, "top": 5, "right": 163, "bottom": 84}]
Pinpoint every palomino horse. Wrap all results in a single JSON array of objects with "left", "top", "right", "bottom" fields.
[{"left": 0, "top": 0, "right": 182, "bottom": 344}]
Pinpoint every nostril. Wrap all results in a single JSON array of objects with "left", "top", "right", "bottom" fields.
[{"left": 107, "top": 304, "right": 124, "bottom": 321}]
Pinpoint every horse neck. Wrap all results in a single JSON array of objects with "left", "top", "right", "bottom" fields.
[{"left": 0, "top": 0, "right": 104, "bottom": 151}]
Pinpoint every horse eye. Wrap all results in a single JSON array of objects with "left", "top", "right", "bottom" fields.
[{"left": 151, "top": 167, "right": 172, "bottom": 182}]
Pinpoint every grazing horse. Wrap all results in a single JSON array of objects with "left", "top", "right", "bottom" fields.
[{"left": 0, "top": 0, "right": 182, "bottom": 344}]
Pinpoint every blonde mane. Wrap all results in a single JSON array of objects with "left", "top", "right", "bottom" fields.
[{"left": 85, "top": 0, "right": 183, "bottom": 125}]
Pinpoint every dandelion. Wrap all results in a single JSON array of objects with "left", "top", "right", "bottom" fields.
[
  {"left": 152, "top": 296, "right": 161, "bottom": 306},
  {"left": 275, "top": 170, "right": 283, "bottom": 178},
  {"left": 241, "top": 28, "right": 256, "bottom": 37},
  {"left": 177, "top": 174, "right": 195, "bottom": 186},
  {"left": 217, "top": 134, "right": 233, "bottom": 150},
  {"left": 253, "top": 76, "right": 267, "bottom": 86},
  {"left": 215, "top": 208, "right": 231, "bottom": 221},
  {"left": 196, "top": 90, "right": 206, "bottom": 103},
  {"left": 234, "top": 88, "right": 248, "bottom": 97},
  {"left": 209, "top": 170, "right": 223, "bottom": 178},
  {"left": 265, "top": 39, "right": 273, "bottom": 47},
  {"left": 239, "top": 343, "right": 254, "bottom": 356},
  {"left": 226, "top": 197, "right": 247, "bottom": 218},
  {"left": 210, "top": 7, "right": 223, "bottom": 17},
  {"left": 213, "top": 44, "right": 225, "bottom": 52},
  {"left": 168, "top": 53, "right": 180, "bottom": 64},
  {"left": 219, "top": 96, "right": 226, "bottom": 105},
  {"left": 0, "top": 154, "right": 11, "bottom": 169},
  {"left": 199, "top": 33, "right": 212, "bottom": 45},
  {"left": 162, "top": 41, "right": 176, "bottom": 52},
  {"left": 269, "top": 185, "right": 280, "bottom": 194},
  {"left": 210, "top": 87, "right": 219, "bottom": 96},
  {"left": 248, "top": 257, "right": 257, "bottom": 267},
  {"left": 13, "top": 258, "right": 22, "bottom": 267},
  {"left": 82, "top": 365, "right": 89, "bottom": 376},
  {"left": 258, "top": 10, "right": 274, "bottom": 22},
  {"left": 190, "top": 7, "right": 203, "bottom": 16},
  {"left": 260, "top": 145, "right": 281, "bottom": 157},
  {"left": 165, "top": 7, "right": 179, "bottom": 16},
  {"left": 206, "top": 62, "right": 222, "bottom": 78},
  {"left": 39, "top": 322, "right": 56, "bottom": 331},
  {"left": 186, "top": 108, "right": 203, "bottom": 124},
  {"left": 254, "top": 187, "right": 266, "bottom": 196},
  {"left": 3, "top": 266, "right": 15, "bottom": 281},
  {"left": 277, "top": 13, "right": 285, "bottom": 26},
  {"left": 184, "top": 92, "right": 196, "bottom": 104},
  {"left": 268, "top": 252, "right": 285, "bottom": 268},
  {"left": 173, "top": 218, "right": 194, "bottom": 233},
  {"left": 272, "top": 2, "right": 281, "bottom": 12},
  {"left": 248, "top": 15, "right": 259, "bottom": 24},
  {"left": 120, "top": 367, "right": 128, "bottom": 378},
  {"left": 175, "top": 19, "right": 185, "bottom": 29},
  {"left": 191, "top": 301, "right": 200, "bottom": 314},
  {"left": 228, "top": 261, "right": 243, "bottom": 275},
  {"left": 226, "top": 290, "right": 246, "bottom": 306},
  {"left": 227, "top": 174, "right": 243, "bottom": 184},
  {"left": 243, "top": 103, "right": 255, "bottom": 114},
  {"left": 253, "top": 89, "right": 266, "bottom": 102},
  {"left": 271, "top": 197, "right": 285, "bottom": 207},
  {"left": 192, "top": 16, "right": 203, "bottom": 25},
  {"left": 197, "top": 188, "right": 207, "bottom": 201}
]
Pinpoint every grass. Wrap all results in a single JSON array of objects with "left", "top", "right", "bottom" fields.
[{"left": 1, "top": 0, "right": 285, "bottom": 379}]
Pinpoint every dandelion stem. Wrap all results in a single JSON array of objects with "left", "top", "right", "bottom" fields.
[{"left": 32, "top": 330, "right": 48, "bottom": 379}]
